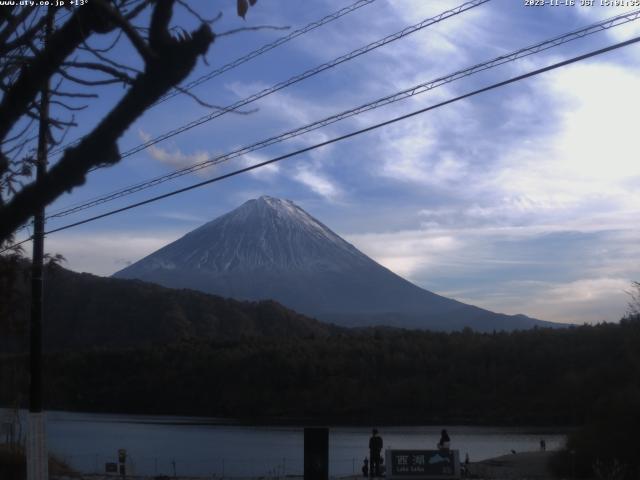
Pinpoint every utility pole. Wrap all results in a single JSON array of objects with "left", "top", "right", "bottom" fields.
[{"left": 27, "top": 8, "right": 52, "bottom": 480}]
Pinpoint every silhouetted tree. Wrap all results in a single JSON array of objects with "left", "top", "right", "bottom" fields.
[
  {"left": 0, "top": 237, "right": 28, "bottom": 348},
  {"left": 626, "top": 281, "right": 640, "bottom": 318},
  {"left": 0, "top": 0, "right": 258, "bottom": 243}
]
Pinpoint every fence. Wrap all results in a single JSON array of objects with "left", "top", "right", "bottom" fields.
[{"left": 53, "top": 452, "right": 366, "bottom": 478}]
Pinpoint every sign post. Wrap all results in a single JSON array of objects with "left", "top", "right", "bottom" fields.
[
  {"left": 118, "top": 449, "right": 127, "bottom": 477},
  {"left": 304, "top": 427, "right": 328, "bottom": 480},
  {"left": 385, "top": 450, "right": 461, "bottom": 480}
]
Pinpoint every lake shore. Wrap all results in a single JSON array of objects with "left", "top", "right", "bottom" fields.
[
  {"left": 50, "top": 451, "right": 557, "bottom": 480},
  {"left": 468, "top": 451, "right": 555, "bottom": 478}
]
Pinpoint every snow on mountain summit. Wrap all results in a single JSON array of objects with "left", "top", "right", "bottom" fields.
[
  {"left": 113, "top": 196, "right": 553, "bottom": 331},
  {"left": 118, "top": 196, "right": 369, "bottom": 275}
]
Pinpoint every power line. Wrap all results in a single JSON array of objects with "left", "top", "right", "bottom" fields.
[
  {"left": 96, "top": 0, "right": 490, "bottom": 162},
  {"left": 44, "top": 7, "right": 640, "bottom": 221},
  {"left": 47, "top": 0, "right": 378, "bottom": 159},
  {"left": 5, "top": 33, "right": 635, "bottom": 252},
  {"left": 1, "top": 236, "right": 33, "bottom": 254},
  {"left": 44, "top": 0, "right": 491, "bottom": 217},
  {"left": 156, "top": 0, "right": 378, "bottom": 105}
]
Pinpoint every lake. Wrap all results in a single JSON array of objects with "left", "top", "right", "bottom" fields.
[{"left": 5, "top": 410, "right": 567, "bottom": 477}]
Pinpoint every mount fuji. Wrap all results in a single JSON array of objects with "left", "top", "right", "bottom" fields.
[{"left": 113, "top": 196, "right": 554, "bottom": 331}]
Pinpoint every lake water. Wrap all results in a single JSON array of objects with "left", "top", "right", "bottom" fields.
[{"left": 4, "top": 410, "right": 567, "bottom": 477}]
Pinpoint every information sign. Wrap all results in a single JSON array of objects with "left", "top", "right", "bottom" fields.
[{"left": 385, "top": 450, "right": 460, "bottom": 479}]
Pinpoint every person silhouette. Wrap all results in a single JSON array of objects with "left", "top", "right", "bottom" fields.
[
  {"left": 437, "top": 429, "right": 450, "bottom": 451},
  {"left": 362, "top": 457, "right": 369, "bottom": 477},
  {"left": 379, "top": 456, "right": 386, "bottom": 476},
  {"left": 369, "top": 429, "right": 383, "bottom": 477}
]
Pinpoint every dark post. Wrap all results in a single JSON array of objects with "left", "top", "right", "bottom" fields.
[
  {"left": 304, "top": 427, "right": 329, "bottom": 480},
  {"left": 118, "top": 449, "right": 127, "bottom": 477},
  {"left": 27, "top": 9, "right": 52, "bottom": 480},
  {"left": 29, "top": 12, "right": 51, "bottom": 418}
]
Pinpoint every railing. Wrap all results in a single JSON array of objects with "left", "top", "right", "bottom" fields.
[{"left": 52, "top": 452, "right": 368, "bottom": 478}]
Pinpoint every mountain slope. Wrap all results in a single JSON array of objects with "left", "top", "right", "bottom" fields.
[
  {"left": 114, "top": 196, "right": 555, "bottom": 331},
  {"left": 0, "top": 260, "right": 335, "bottom": 352}
]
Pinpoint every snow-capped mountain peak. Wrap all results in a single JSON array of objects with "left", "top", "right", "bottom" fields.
[
  {"left": 113, "top": 196, "right": 552, "bottom": 332},
  {"left": 117, "top": 196, "right": 367, "bottom": 275}
]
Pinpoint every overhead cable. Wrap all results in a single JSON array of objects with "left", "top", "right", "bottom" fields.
[
  {"left": 5, "top": 33, "right": 634, "bottom": 252},
  {"left": 48, "top": 0, "right": 378, "bottom": 158},
  {"left": 99, "top": 0, "right": 491, "bottom": 161},
  {"left": 157, "top": 0, "right": 379, "bottom": 105},
  {"left": 45, "top": 7, "right": 640, "bottom": 221}
]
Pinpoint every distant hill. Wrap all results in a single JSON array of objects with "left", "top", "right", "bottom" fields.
[
  {"left": 1, "top": 261, "right": 336, "bottom": 352},
  {"left": 115, "top": 196, "right": 557, "bottom": 332}
]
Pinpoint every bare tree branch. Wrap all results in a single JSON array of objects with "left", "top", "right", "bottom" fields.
[
  {"left": 4, "top": 135, "right": 36, "bottom": 156},
  {"left": 93, "top": 0, "right": 155, "bottom": 62},
  {"left": 1, "top": 117, "right": 35, "bottom": 146},
  {"left": 171, "top": 83, "right": 257, "bottom": 113},
  {"left": 177, "top": 0, "right": 222, "bottom": 25},
  {"left": 57, "top": 68, "right": 128, "bottom": 86},
  {"left": 217, "top": 24, "right": 289, "bottom": 38},
  {"left": 0, "top": 0, "right": 215, "bottom": 240},
  {"left": 0, "top": 5, "right": 108, "bottom": 142},
  {"left": 62, "top": 61, "right": 136, "bottom": 84},
  {"left": 49, "top": 99, "right": 88, "bottom": 112},
  {"left": 0, "top": 7, "right": 36, "bottom": 51},
  {"left": 0, "top": 13, "right": 47, "bottom": 56},
  {"left": 51, "top": 89, "right": 99, "bottom": 99},
  {"left": 81, "top": 41, "right": 142, "bottom": 74},
  {"left": 79, "top": 28, "right": 124, "bottom": 54},
  {"left": 0, "top": 0, "right": 260, "bottom": 243}
]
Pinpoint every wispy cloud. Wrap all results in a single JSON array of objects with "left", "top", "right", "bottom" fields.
[
  {"left": 53, "top": 0, "right": 640, "bottom": 326},
  {"left": 575, "top": 4, "right": 640, "bottom": 43},
  {"left": 293, "top": 162, "right": 342, "bottom": 201},
  {"left": 156, "top": 212, "right": 208, "bottom": 223},
  {"left": 347, "top": 229, "right": 461, "bottom": 279},
  {"left": 139, "top": 130, "right": 212, "bottom": 172},
  {"left": 238, "top": 152, "right": 281, "bottom": 179},
  {"left": 46, "top": 231, "right": 186, "bottom": 276},
  {"left": 343, "top": 219, "right": 640, "bottom": 324}
]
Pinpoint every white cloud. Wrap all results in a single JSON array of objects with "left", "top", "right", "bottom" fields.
[
  {"left": 238, "top": 152, "right": 281, "bottom": 179},
  {"left": 489, "top": 62, "right": 640, "bottom": 226},
  {"left": 374, "top": 112, "right": 474, "bottom": 186},
  {"left": 574, "top": 3, "right": 640, "bottom": 43},
  {"left": 139, "top": 132, "right": 282, "bottom": 182},
  {"left": 156, "top": 212, "right": 208, "bottom": 223},
  {"left": 497, "top": 277, "right": 629, "bottom": 324},
  {"left": 139, "top": 130, "right": 211, "bottom": 172},
  {"left": 384, "top": 0, "right": 491, "bottom": 62},
  {"left": 225, "top": 82, "right": 338, "bottom": 128},
  {"left": 440, "top": 276, "right": 630, "bottom": 324},
  {"left": 293, "top": 163, "right": 342, "bottom": 201},
  {"left": 368, "top": 59, "right": 640, "bottom": 231},
  {"left": 57, "top": 0, "right": 640, "bottom": 327},
  {"left": 46, "top": 231, "right": 185, "bottom": 276},
  {"left": 342, "top": 218, "right": 640, "bottom": 324},
  {"left": 346, "top": 229, "right": 462, "bottom": 278}
]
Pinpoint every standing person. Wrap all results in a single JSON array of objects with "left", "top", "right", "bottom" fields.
[
  {"left": 362, "top": 457, "right": 369, "bottom": 477},
  {"left": 369, "top": 429, "right": 383, "bottom": 477},
  {"left": 379, "top": 457, "right": 386, "bottom": 476},
  {"left": 437, "top": 429, "right": 450, "bottom": 451}
]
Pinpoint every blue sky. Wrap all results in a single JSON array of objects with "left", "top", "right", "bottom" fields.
[{"left": 24, "top": 0, "right": 640, "bottom": 324}]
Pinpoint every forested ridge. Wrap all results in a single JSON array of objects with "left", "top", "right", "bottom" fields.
[
  {"left": 2, "top": 258, "right": 640, "bottom": 477},
  {"left": 2, "top": 319, "right": 639, "bottom": 426},
  {"left": 0, "top": 262, "right": 337, "bottom": 353}
]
